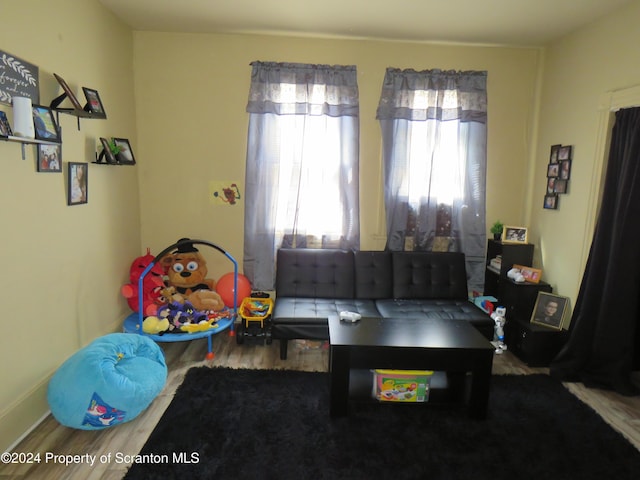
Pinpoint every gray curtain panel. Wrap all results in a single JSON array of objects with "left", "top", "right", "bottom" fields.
[{"left": 244, "top": 62, "right": 360, "bottom": 290}]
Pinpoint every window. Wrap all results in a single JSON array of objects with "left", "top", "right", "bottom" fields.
[{"left": 243, "top": 62, "right": 360, "bottom": 289}]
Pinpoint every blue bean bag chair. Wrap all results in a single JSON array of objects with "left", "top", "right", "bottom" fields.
[{"left": 47, "top": 333, "right": 167, "bottom": 430}]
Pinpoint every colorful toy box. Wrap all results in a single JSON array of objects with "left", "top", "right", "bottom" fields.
[{"left": 372, "top": 369, "right": 434, "bottom": 403}]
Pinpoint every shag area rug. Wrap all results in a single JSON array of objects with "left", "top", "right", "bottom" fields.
[{"left": 125, "top": 368, "right": 640, "bottom": 480}]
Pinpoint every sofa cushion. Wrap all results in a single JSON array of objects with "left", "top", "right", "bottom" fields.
[
  {"left": 391, "top": 251, "right": 468, "bottom": 300},
  {"left": 374, "top": 298, "right": 494, "bottom": 339},
  {"left": 272, "top": 298, "right": 381, "bottom": 324},
  {"left": 276, "top": 249, "right": 355, "bottom": 299},
  {"left": 354, "top": 251, "right": 393, "bottom": 299}
]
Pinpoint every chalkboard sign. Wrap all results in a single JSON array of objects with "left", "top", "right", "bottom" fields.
[{"left": 0, "top": 50, "right": 39, "bottom": 105}]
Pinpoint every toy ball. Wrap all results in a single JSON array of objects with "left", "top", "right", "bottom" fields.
[{"left": 216, "top": 272, "right": 251, "bottom": 307}]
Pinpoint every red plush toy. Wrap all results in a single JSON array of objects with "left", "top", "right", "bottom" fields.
[{"left": 121, "top": 248, "right": 166, "bottom": 316}]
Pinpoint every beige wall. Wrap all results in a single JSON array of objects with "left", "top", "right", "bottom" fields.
[
  {"left": 133, "top": 32, "right": 541, "bottom": 278},
  {"left": 0, "top": 0, "right": 139, "bottom": 451},
  {"left": 529, "top": 0, "right": 640, "bottom": 310}
]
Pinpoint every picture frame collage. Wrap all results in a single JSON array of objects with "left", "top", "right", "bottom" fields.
[{"left": 544, "top": 144, "right": 573, "bottom": 210}]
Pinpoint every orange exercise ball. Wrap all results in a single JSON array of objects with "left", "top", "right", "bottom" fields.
[{"left": 216, "top": 272, "right": 252, "bottom": 308}]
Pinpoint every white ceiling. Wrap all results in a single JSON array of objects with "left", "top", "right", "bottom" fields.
[{"left": 98, "top": 0, "right": 633, "bottom": 46}]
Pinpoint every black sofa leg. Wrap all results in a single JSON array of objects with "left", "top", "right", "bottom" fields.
[{"left": 279, "top": 339, "right": 288, "bottom": 360}]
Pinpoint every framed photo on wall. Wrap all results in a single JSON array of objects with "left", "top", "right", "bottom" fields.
[
  {"left": 67, "top": 162, "right": 88, "bottom": 205},
  {"left": 559, "top": 159, "right": 572, "bottom": 180},
  {"left": 558, "top": 145, "right": 572, "bottom": 161},
  {"left": 32, "top": 105, "right": 61, "bottom": 142},
  {"left": 502, "top": 226, "right": 528, "bottom": 244},
  {"left": 82, "top": 87, "right": 107, "bottom": 118},
  {"left": 113, "top": 137, "right": 136, "bottom": 165},
  {"left": 549, "top": 144, "right": 561, "bottom": 163},
  {"left": 531, "top": 292, "right": 568, "bottom": 330},
  {"left": 544, "top": 194, "right": 558, "bottom": 210},
  {"left": 37, "top": 143, "right": 62, "bottom": 173}
]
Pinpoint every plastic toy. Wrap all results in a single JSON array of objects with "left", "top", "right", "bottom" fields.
[
  {"left": 123, "top": 239, "right": 239, "bottom": 360},
  {"left": 236, "top": 295, "right": 273, "bottom": 345},
  {"left": 217, "top": 272, "right": 252, "bottom": 308},
  {"left": 491, "top": 306, "right": 508, "bottom": 354}
]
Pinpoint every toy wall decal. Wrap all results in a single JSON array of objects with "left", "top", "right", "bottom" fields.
[{"left": 210, "top": 181, "right": 242, "bottom": 206}]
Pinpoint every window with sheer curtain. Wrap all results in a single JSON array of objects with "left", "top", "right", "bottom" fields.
[
  {"left": 243, "top": 62, "right": 360, "bottom": 290},
  {"left": 377, "top": 68, "right": 488, "bottom": 292}
]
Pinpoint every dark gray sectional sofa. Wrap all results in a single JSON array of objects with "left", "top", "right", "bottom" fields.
[{"left": 273, "top": 248, "right": 494, "bottom": 359}]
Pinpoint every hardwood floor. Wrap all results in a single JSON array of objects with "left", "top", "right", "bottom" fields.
[{"left": 2, "top": 333, "right": 639, "bottom": 479}]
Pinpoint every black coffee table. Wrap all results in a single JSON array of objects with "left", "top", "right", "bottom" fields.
[{"left": 328, "top": 316, "right": 494, "bottom": 418}]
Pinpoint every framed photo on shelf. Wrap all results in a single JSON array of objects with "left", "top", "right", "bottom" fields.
[
  {"left": 544, "top": 194, "right": 558, "bottom": 210},
  {"left": 52, "top": 73, "right": 84, "bottom": 110},
  {"left": 113, "top": 137, "right": 136, "bottom": 165},
  {"left": 99, "top": 137, "right": 118, "bottom": 164},
  {"left": 67, "top": 162, "right": 88, "bottom": 205},
  {"left": 549, "top": 144, "right": 561, "bottom": 163},
  {"left": 513, "top": 264, "right": 542, "bottom": 284},
  {"left": 530, "top": 292, "right": 568, "bottom": 330},
  {"left": 32, "top": 105, "right": 61, "bottom": 142},
  {"left": 558, "top": 145, "right": 572, "bottom": 161},
  {"left": 0, "top": 111, "right": 12, "bottom": 136},
  {"left": 82, "top": 87, "right": 107, "bottom": 118},
  {"left": 37, "top": 143, "right": 62, "bottom": 173},
  {"left": 502, "top": 225, "right": 528, "bottom": 244}
]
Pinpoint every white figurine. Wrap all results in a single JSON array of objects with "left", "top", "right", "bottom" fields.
[{"left": 491, "top": 307, "right": 508, "bottom": 354}]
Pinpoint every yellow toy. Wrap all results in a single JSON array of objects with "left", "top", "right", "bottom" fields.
[{"left": 142, "top": 315, "right": 170, "bottom": 335}]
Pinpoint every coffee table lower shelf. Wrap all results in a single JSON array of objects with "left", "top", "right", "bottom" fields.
[{"left": 347, "top": 369, "right": 472, "bottom": 408}]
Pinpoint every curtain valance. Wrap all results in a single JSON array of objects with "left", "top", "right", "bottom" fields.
[
  {"left": 246, "top": 61, "right": 359, "bottom": 117},
  {"left": 376, "top": 68, "right": 487, "bottom": 123}
]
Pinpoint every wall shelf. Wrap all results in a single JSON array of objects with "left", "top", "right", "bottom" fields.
[
  {"left": 1, "top": 134, "right": 61, "bottom": 160},
  {"left": 54, "top": 108, "right": 104, "bottom": 130}
]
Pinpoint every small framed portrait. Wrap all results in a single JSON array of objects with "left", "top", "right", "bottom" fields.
[
  {"left": 52, "top": 73, "right": 84, "bottom": 110},
  {"left": 559, "top": 159, "right": 571, "bottom": 180},
  {"left": 82, "top": 87, "right": 107, "bottom": 118},
  {"left": 113, "top": 137, "right": 136, "bottom": 165},
  {"left": 554, "top": 179, "right": 568, "bottom": 194},
  {"left": 544, "top": 194, "right": 558, "bottom": 210},
  {"left": 547, "top": 177, "right": 556, "bottom": 194},
  {"left": 67, "top": 162, "right": 88, "bottom": 205},
  {"left": 502, "top": 226, "right": 528, "bottom": 244},
  {"left": 99, "top": 137, "right": 118, "bottom": 164},
  {"left": 37, "top": 143, "right": 62, "bottom": 173},
  {"left": 0, "top": 111, "right": 12, "bottom": 136},
  {"left": 31, "top": 105, "right": 61, "bottom": 142},
  {"left": 549, "top": 144, "right": 561, "bottom": 163},
  {"left": 558, "top": 145, "right": 572, "bottom": 161},
  {"left": 547, "top": 163, "right": 559, "bottom": 178},
  {"left": 531, "top": 292, "right": 569, "bottom": 330}
]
